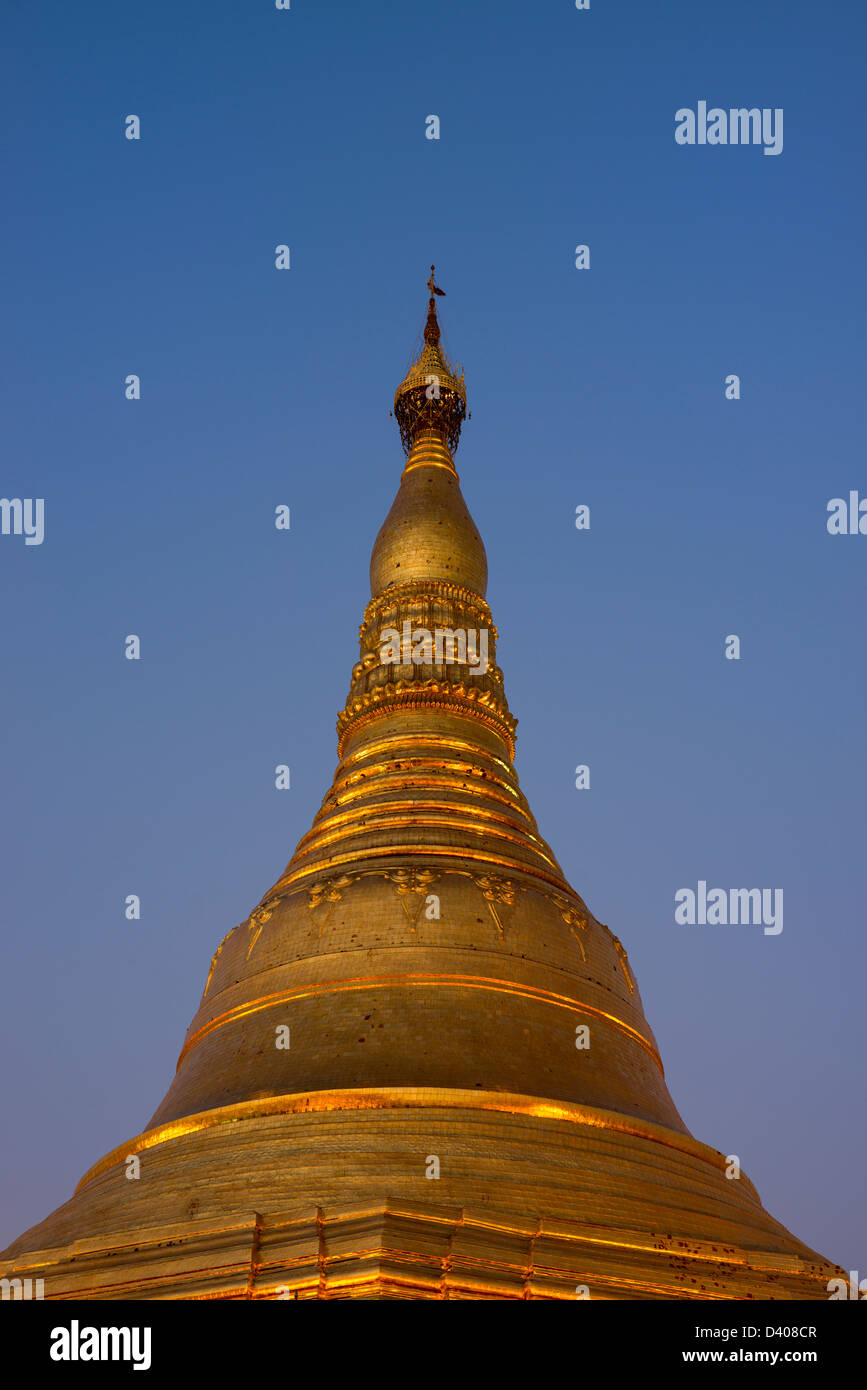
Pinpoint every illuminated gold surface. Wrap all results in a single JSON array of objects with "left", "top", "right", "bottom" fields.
[
  {"left": 1, "top": 276, "right": 843, "bottom": 1300},
  {"left": 71, "top": 1088, "right": 756, "bottom": 1196}
]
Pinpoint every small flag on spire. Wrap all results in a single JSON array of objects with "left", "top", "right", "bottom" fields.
[{"left": 427, "top": 264, "right": 446, "bottom": 297}]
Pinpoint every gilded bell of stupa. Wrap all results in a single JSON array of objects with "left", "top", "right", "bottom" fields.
[{"left": 2, "top": 272, "right": 843, "bottom": 1299}]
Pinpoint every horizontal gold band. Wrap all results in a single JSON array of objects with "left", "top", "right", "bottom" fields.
[
  {"left": 272, "top": 842, "right": 569, "bottom": 895},
  {"left": 338, "top": 702, "right": 516, "bottom": 761},
  {"left": 292, "top": 808, "right": 557, "bottom": 869},
  {"left": 321, "top": 773, "right": 532, "bottom": 821},
  {"left": 74, "top": 1085, "right": 759, "bottom": 1204},
  {"left": 176, "top": 971, "right": 662, "bottom": 1070},
  {"left": 402, "top": 457, "right": 458, "bottom": 477},
  {"left": 296, "top": 800, "right": 546, "bottom": 859},
  {"left": 341, "top": 733, "right": 517, "bottom": 781}
]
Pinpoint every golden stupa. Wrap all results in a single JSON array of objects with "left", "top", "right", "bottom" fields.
[{"left": 2, "top": 273, "right": 842, "bottom": 1300}]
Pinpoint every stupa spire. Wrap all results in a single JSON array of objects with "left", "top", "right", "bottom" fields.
[{"left": 0, "top": 278, "right": 843, "bottom": 1301}]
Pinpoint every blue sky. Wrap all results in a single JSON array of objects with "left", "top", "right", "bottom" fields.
[{"left": 2, "top": 0, "right": 864, "bottom": 1272}]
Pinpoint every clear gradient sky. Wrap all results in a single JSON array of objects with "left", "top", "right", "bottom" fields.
[{"left": 2, "top": 0, "right": 864, "bottom": 1272}]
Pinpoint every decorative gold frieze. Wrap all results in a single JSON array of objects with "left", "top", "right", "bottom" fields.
[
  {"left": 611, "top": 935, "right": 635, "bottom": 995},
  {"left": 307, "top": 874, "right": 357, "bottom": 937},
  {"left": 336, "top": 680, "right": 517, "bottom": 758},
  {"left": 547, "top": 891, "right": 591, "bottom": 962},
  {"left": 384, "top": 868, "right": 439, "bottom": 932},
  {"left": 473, "top": 874, "right": 518, "bottom": 940},
  {"left": 245, "top": 906, "right": 272, "bottom": 961},
  {"left": 201, "top": 941, "right": 226, "bottom": 1001}
]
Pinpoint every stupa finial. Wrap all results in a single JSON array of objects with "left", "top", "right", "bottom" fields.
[
  {"left": 393, "top": 265, "right": 467, "bottom": 457},
  {"left": 424, "top": 264, "right": 445, "bottom": 345}
]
